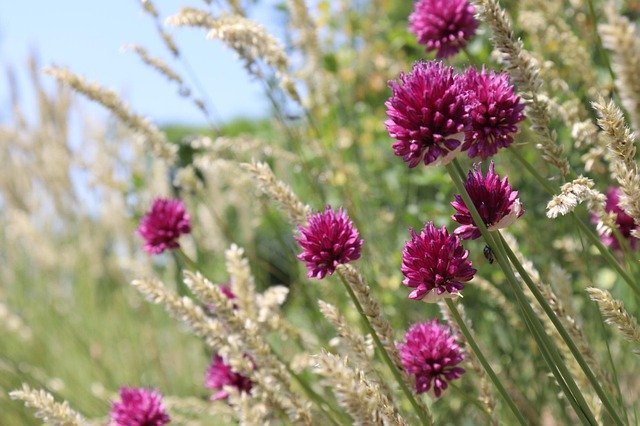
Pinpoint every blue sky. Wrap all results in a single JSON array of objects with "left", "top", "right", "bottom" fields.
[{"left": 0, "top": 1, "right": 278, "bottom": 126}]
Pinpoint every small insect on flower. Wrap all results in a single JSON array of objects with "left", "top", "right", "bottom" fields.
[{"left": 483, "top": 245, "right": 495, "bottom": 264}]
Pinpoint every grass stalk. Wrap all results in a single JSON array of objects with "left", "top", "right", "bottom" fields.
[
  {"left": 337, "top": 272, "right": 433, "bottom": 426},
  {"left": 445, "top": 298, "right": 528, "bottom": 425}
]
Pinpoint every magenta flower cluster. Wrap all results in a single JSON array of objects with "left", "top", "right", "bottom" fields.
[
  {"left": 401, "top": 221, "right": 476, "bottom": 301},
  {"left": 409, "top": 0, "right": 478, "bottom": 58},
  {"left": 452, "top": 161, "right": 524, "bottom": 240},
  {"left": 399, "top": 320, "right": 465, "bottom": 397},
  {"left": 138, "top": 198, "right": 191, "bottom": 255},
  {"left": 385, "top": 62, "right": 525, "bottom": 167},
  {"left": 205, "top": 354, "right": 254, "bottom": 401},
  {"left": 592, "top": 187, "right": 640, "bottom": 251},
  {"left": 461, "top": 68, "right": 526, "bottom": 160},
  {"left": 110, "top": 387, "right": 170, "bottom": 426},
  {"left": 295, "top": 206, "right": 363, "bottom": 279}
]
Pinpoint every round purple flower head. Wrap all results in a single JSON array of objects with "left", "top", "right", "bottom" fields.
[
  {"left": 205, "top": 354, "right": 253, "bottom": 401},
  {"left": 385, "top": 61, "right": 468, "bottom": 167},
  {"left": 592, "top": 187, "right": 640, "bottom": 251},
  {"left": 295, "top": 206, "right": 363, "bottom": 279},
  {"left": 461, "top": 68, "right": 525, "bottom": 159},
  {"left": 452, "top": 161, "right": 524, "bottom": 240},
  {"left": 110, "top": 387, "right": 170, "bottom": 426},
  {"left": 399, "top": 320, "right": 465, "bottom": 397},
  {"left": 409, "top": 0, "right": 478, "bottom": 58},
  {"left": 138, "top": 198, "right": 191, "bottom": 255},
  {"left": 401, "top": 221, "right": 476, "bottom": 302}
]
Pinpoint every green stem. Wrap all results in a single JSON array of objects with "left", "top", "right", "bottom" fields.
[
  {"left": 445, "top": 299, "right": 528, "bottom": 425},
  {"left": 490, "top": 233, "right": 597, "bottom": 425},
  {"left": 585, "top": 0, "right": 616, "bottom": 83},
  {"left": 497, "top": 233, "right": 625, "bottom": 426},
  {"left": 446, "top": 160, "right": 598, "bottom": 424},
  {"left": 338, "top": 272, "right": 433, "bottom": 426}
]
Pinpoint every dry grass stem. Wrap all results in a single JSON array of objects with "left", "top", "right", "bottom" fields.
[
  {"left": 587, "top": 287, "right": 640, "bottom": 348},
  {"left": 9, "top": 384, "right": 85, "bottom": 426}
]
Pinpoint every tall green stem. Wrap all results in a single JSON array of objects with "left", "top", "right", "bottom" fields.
[
  {"left": 445, "top": 299, "right": 528, "bottom": 425},
  {"left": 446, "top": 160, "right": 598, "bottom": 424},
  {"left": 338, "top": 272, "right": 433, "bottom": 426},
  {"left": 497, "top": 232, "right": 625, "bottom": 425}
]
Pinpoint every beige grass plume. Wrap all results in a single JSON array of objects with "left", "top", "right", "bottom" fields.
[
  {"left": 242, "top": 160, "right": 311, "bottom": 226},
  {"left": 44, "top": 66, "right": 176, "bottom": 162},
  {"left": 9, "top": 384, "right": 85, "bottom": 426},
  {"left": 314, "top": 351, "right": 406, "bottom": 426},
  {"left": 593, "top": 97, "right": 640, "bottom": 230},
  {"left": 599, "top": 3, "right": 640, "bottom": 132},
  {"left": 587, "top": 287, "right": 640, "bottom": 348},
  {"left": 546, "top": 177, "right": 606, "bottom": 219},
  {"left": 166, "top": 8, "right": 300, "bottom": 102},
  {"left": 470, "top": 0, "right": 570, "bottom": 176}
]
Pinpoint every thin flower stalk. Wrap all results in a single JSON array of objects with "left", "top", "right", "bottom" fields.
[
  {"left": 496, "top": 232, "right": 624, "bottom": 425},
  {"left": 315, "top": 351, "right": 406, "bottom": 426},
  {"left": 9, "top": 384, "right": 85, "bottom": 426},
  {"left": 439, "top": 301, "right": 498, "bottom": 425},
  {"left": 336, "top": 266, "right": 433, "bottom": 426},
  {"left": 587, "top": 287, "right": 640, "bottom": 348},
  {"left": 444, "top": 299, "right": 526, "bottom": 424},
  {"left": 502, "top": 234, "right": 611, "bottom": 419},
  {"left": 470, "top": 0, "right": 570, "bottom": 176},
  {"left": 445, "top": 159, "right": 600, "bottom": 425}
]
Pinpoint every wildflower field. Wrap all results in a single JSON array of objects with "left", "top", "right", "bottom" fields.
[{"left": 4, "top": 0, "right": 640, "bottom": 424}]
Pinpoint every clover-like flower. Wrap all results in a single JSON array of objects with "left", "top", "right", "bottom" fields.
[
  {"left": 592, "top": 187, "right": 640, "bottom": 251},
  {"left": 138, "top": 198, "right": 191, "bottom": 254},
  {"left": 461, "top": 68, "right": 525, "bottom": 159},
  {"left": 401, "top": 221, "right": 476, "bottom": 301},
  {"left": 296, "top": 206, "right": 363, "bottom": 279},
  {"left": 409, "top": 0, "right": 478, "bottom": 58},
  {"left": 452, "top": 161, "right": 524, "bottom": 240},
  {"left": 399, "top": 320, "right": 465, "bottom": 397},
  {"left": 110, "top": 387, "right": 170, "bottom": 426},
  {"left": 205, "top": 355, "right": 254, "bottom": 401},
  {"left": 385, "top": 61, "right": 468, "bottom": 167}
]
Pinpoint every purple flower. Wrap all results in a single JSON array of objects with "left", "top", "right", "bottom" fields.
[
  {"left": 461, "top": 68, "right": 525, "bottom": 159},
  {"left": 205, "top": 355, "right": 254, "bottom": 401},
  {"left": 401, "top": 222, "right": 476, "bottom": 302},
  {"left": 110, "top": 387, "right": 170, "bottom": 426},
  {"left": 592, "top": 187, "right": 640, "bottom": 251},
  {"left": 295, "top": 206, "right": 363, "bottom": 279},
  {"left": 138, "top": 198, "right": 191, "bottom": 255},
  {"left": 385, "top": 61, "right": 468, "bottom": 167},
  {"left": 409, "top": 0, "right": 478, "bottom": 58},
  {"left": 399, "top": 320, "right": 465, "bottom": 397},
  {"left": 451, "top": 161, "right": 524, "bottom": 240}
]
